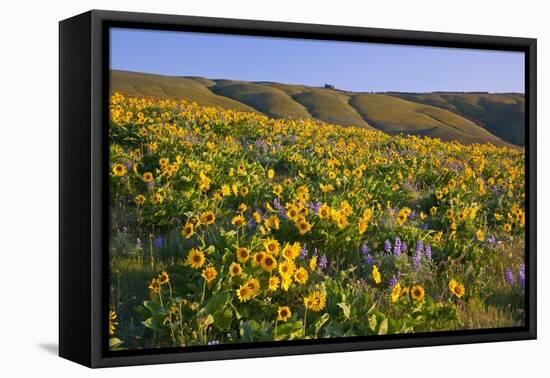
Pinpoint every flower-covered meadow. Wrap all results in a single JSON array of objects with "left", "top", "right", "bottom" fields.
[{"left": 108, "top": 92, "right": 526, "bottom": 350}]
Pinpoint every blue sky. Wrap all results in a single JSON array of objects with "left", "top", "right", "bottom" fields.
[{"left": 110, "top": 28, "right": 524, "bottom": 93}]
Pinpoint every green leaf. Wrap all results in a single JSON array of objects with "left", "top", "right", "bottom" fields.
[
  {"left": 204, "top": 292, "right": 230, "bottom": 315},
  {"left": 109, "top": 337, "right": 123, "bottom": 350},
  {"left": 213, "top": 307, "right": 233, "bottom": 331},
  {"left": 378, "top": 318, "right": 388, "bottom": 335},
  {"left": 275, "top": 321, "right": 303, "bottom": 340},
  {"left": 142, "top": 314, "right": 166, "bottom": 332},
  {"left": 239, "top": 320, "right": 262, "bottom": 342},
  {"left": 323, "top": 323, "right": 344, "bottom": 337},
  {"left": 143, "top": 300, "right": 165, "bottom": 316},
  {"left": 221, "top": 230, "right": 238, "bottom": 239},
  {"left": 368, "top": 313, "right": 378, "bottom": 331},
  {"left": 197, "top": 314, "right": 214, "bottom": 330},
  {"left": 337, "top": 302, "right": 351, "bottom": 320},
  {"left": 367, "top": 302, "right": 377, "bottom": 315},
  {"left": 314, "top": 313, "right": 330, "bottom": 337}
]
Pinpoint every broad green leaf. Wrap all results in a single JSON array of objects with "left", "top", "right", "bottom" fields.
[
  {"left": 197, "top": 314, "right": 214, "bottom": 330},
  {"left": 378, "top": 318, "right": 388, "bottom": 335},
  {"left": 368, "top": 313, "right": 378, "bottom": 331},
  {"left": 314, "top": 313, "right": 330, "bottom": 336},
  {"left": 142, "top": 314, "right": 166, "bottom": 332},
  {"left": 275, "top": 321, "right": 303, "bottom": 340},
  {"left": 143, "top": 300, "right": 165, "bottom": 316},
  {"left": 109, "top": 337, "right": 123, "bottom": 350},
  {"left": 239, "top": 320, "right": 272, "bottom": 342},
  {"left": 213, "top": 307, "right": 233, "bottom": 331},
  {"left": 204, "top": 292, "right": 230, "bottom": 315},
  {"left": 337, "top": 302, "right": 351, "bottom": 320}
]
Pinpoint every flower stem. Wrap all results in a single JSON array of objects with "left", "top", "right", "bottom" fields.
[
  {"left": 149, "top": 234, "right": 155, "bottom": 270},
  {"left": 201, "top": 279, "right": 206, "bottom": 304},
  {"left": 303, "top": 307, "right": 308, "bottom": 337}
]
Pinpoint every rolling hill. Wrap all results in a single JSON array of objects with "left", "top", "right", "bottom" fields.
[
  {"left": 111, "top": 70, "right": 524, "bottom": 146},
  {"left": 391, "top": 93, "right": 525, "bottom": 145}
]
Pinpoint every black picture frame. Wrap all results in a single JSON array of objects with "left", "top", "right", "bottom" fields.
[{"left": 59, "top": 9, "right": 537, "bottom": 368}]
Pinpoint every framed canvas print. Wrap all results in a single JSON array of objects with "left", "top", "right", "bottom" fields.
[{"left": 59, "top": 10, "right": 537, "bottom": 368}]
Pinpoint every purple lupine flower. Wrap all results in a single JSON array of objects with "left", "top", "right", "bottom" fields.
[
  {"left": 389, "top": 274, "right": 398, "bottom": 288},
  {"left": 319, "top": 254, "right": 328, "bottom": 270},
  {"left": 505, "top": 268, "right": 515, "bottom": 286},
  {"left": 299, "top": 244, "right": 308, "bottom": 259},
  {"left": 393, "top": 237, "right": 402, "bottom": 257},
  {"left": 400, "top": 242, "right": 408, "bottom": 254},
  {"left": 519, "top": 264, "right": 526, "bottom": 289},
  {"left": 273, "top": 198, "right": 284, "bottom": 212},
  {"left": 147, "top": 181, "right": 154, "bottom": 188},
  {"left": 421, "top": 223, "right": 429, "bottom": 230},
  {"left": 413, "top": 240, "right": 423, "bottom": 270},
  {"left": 125, "top": 161, "right": 132, "bottom": 171},
  {"left": 361, "top": 243, "right": 374, "bottom": 265},
  {"left": 384, "top": 240, "right": 392, "bottom": 253},
  {"left": 254, "top": 139, "right": 268, "bottom": 152},
  {"left": 424, "top": 244, "right": 432, "bottom": 261},
  {"left": 312, "top": 247, "right": 319, "bottom": 257},
  {"left": 154, "top": 236, "right": 164, "bottom": 249},
  {"left": 409, "top": 211, "right": 416, "bottom": 219},
  {"left": 247, "top": 217, "right": 257, "bottom": 229},
  {"left": 365, "top": 254, "right": 374, "bottom": 265},
  {"left": 309, "top": 201, "right": 322, "bottom": 215},
  {"left": 487, "top": 236, "right": 496, "bottom": 245}
]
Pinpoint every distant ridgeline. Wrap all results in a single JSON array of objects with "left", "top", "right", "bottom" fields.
[{"left": 110, "top": 70, "right": 525, "bottom": 146}]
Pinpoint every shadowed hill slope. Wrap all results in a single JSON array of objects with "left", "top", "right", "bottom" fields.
[
  {"left": 111, "top": 70, "right": 522, "bottom": 146},
  {"left": 390, "top": 93, "right": 525, "bottom": 145},
  {"left": 349, "top": 94, "right": 505, "bottom": 145}
]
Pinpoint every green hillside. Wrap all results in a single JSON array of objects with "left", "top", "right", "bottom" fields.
[
  {"left": 391, "top": 93, "right": 525, "bottom": 145},
  {"left": 349, "top": 94, "right": 505, "bottom": 145},
  {"left": 211, "top": 82, "right": 312, "bottom": 119},
  {"left": 290, "top": 89, "right": 375, "bottom": 129},
  {"left": 111, "top": 70, "right": 523, "bottom": 146},
  {"left": 110, "top": 71, "right": 256, "bottom": 112}
]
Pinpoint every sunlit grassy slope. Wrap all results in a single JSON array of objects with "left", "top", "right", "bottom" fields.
[
  {"left": 211, "top": 81, "right": 312, "bottom": 120},
  {"left": 111, "top": 70, "right": 523, "bottom": 146},
  {"left": 110, "top": 71, "right": 256, "bottom": 112}
]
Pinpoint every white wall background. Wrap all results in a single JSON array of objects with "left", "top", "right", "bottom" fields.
[{"left": 1, "top": 0, "right": 546, "bottom": 376}]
